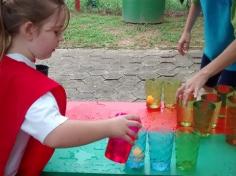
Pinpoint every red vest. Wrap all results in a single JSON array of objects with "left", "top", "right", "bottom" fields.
[{"left": 0, "top": 56, "right": 67, "bottom": 176}]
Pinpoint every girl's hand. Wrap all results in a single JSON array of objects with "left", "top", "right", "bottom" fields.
[
  {"left": 109, "top": 114, "right": 142, "bottom": 144},
  {"left": 177, "top": 32, "right": 191, "bottom": 55}
]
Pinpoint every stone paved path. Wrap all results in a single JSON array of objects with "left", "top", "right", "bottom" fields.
[{"left": 39, "top": 49, "right": 203, "bottom": 101}]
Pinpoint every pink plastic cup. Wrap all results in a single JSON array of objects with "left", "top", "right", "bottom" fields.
[{"left": 105, "top": 113, "right": 140, "bottom": 163}]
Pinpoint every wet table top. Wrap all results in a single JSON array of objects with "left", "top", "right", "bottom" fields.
[{"left": 42, "top": 101, "right": 236, "bottom": 176}]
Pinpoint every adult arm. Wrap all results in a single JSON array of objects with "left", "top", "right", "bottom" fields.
[
  {"left": 176, "top": 39, "right": 236, "bottom": 103},
  {"left": 177, "top": 2, "right": 201, "bottom": 55}
]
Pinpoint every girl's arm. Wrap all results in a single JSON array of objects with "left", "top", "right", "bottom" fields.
[{"left": 44, "top": 114, "right": 141, "bottom": 148}]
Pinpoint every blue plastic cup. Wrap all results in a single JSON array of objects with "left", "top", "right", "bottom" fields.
[
  {"left": 126, "top": 130, "right": 147, "bottom": 169},
  {"left": 148, "top": 131, "right": 174, "bottom": 172}
]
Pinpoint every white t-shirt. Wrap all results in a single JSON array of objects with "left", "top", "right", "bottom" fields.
[{"left": 4, "top": 54, "right": 68, "bottom": 176}]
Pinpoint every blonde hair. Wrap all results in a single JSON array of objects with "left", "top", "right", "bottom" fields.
[{"left": 0, "top": 0, "right": 70, "bottom": 59}]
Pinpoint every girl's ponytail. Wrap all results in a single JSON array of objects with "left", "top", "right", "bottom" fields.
[{"left": 0, "top": 0, "right": 10, "bottom": 60}]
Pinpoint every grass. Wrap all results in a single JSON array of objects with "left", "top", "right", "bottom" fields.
[
  {"left": 66, "top": 0, "right": 189, "bottom": 14},
  {"left": 62, "top": 0, "right": 203, "bottom": 49}
]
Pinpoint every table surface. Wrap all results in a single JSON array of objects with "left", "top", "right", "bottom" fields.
[{"left": 42, "top": 101, "right": 236, "bottom": 176}]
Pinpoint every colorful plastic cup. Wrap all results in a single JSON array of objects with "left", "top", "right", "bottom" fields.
[
  {"left": 176, "top": 94, "right": 196, "bottom": 127},
  {"left": 148, "top": 131, "right": 174, "bottom": 172},
  {"left": 163, "top": 79, "right": 181, "bottom": 109},
  {"left": 105, "top": 113, "right": 140, "bottom": 163},
  {"left": 201, "top": 93, "right": 222, "bottom": 128},
  {"left": 175, "top": 127, "right": 200, "bottom": 171},
  {"left": 145, "top": 79, "right": 163, "bottom": 110},
  {"left": 193, "top": 100, "right": 215, "bottom": 136},
  {"left": 225, "top": 95, "right": 236, "bottom": 145},
  {"left": 126, "top": 130, "right": 147, "bottom": 169},
  {"left": 215, "top": 85, "right": 233, "bottom": 118}
]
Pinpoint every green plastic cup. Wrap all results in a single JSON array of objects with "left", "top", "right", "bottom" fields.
[
  {"left": 201, "top": 93, "right": 222, "bottom": 128},
  {"left": 175, "top": 127, "right": 201, "bottom": 171},
  {"left": 193, "top": 100, "right": 215, "bottom": 136}
]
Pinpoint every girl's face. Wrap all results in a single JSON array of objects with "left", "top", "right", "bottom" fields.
[{"left": 30, "top": 7, "right": 67, "bottom": 60}]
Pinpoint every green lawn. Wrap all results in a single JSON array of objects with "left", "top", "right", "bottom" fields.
[
  {"left": 66, "top": 0, "right": 189, "bottom": 14},
  {"left": 62, "top": 0, "right": 203, "bottom": 49}
]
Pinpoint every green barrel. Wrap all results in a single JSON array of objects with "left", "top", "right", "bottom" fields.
[{"left": 122, "top": 0, "right": 166, "bottom": 24}]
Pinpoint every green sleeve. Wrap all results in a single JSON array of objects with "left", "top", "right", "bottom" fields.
[
  {"left": 192, "top": 0, "right": 200, "bottom": 5},
  {"left": 231, "top": 0, "right": 236, "bottom": 33}
]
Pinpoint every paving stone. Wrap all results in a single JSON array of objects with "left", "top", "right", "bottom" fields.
[
  {"left": 188, "top": 50, "right": 203, "bottom": 59},
  {"left": 38, "top": 49, "right": 201, "bottom": 101},
  {"left": 102, "top": 72, "right": 123, "bottom": 80}
]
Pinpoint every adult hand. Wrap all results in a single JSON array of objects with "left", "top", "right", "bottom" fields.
[
  {"left": 176, "top": 71, "right": 209, "bottom": 105},
  {"left": 177, "top": 32, "right": 191, "bottom": 55}
]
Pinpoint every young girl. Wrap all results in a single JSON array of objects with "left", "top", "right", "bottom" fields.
[{"left": 0, "top": 1, "right": 141, "bottom": 176}]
